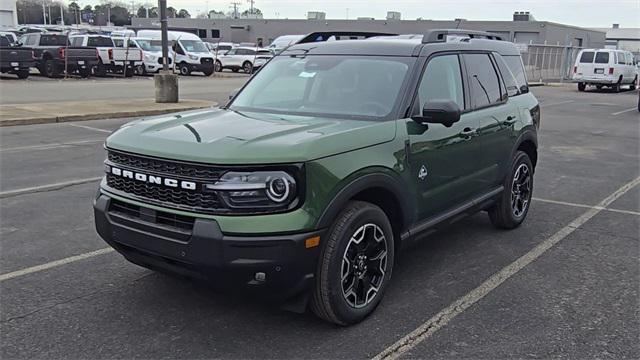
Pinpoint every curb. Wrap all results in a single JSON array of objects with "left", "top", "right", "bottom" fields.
[{"left": 0, "top": 104, "right": 214, "bottom": 127}]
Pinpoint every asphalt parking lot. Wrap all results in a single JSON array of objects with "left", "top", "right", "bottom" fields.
[{"left": 0, "top": 84, "right": 638, "bottom": 359}]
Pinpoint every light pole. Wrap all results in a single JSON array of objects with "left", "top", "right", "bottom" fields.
[{"left": 154, "top": 0, "right": 179, "bottom": 103}]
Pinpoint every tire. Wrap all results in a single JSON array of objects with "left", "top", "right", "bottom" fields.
[
  {"left": 16, "top": 70, "right": 29, "bottom": 79},
  {"left": 214, "top": 60, "right": 222, "bottom": 73},
  {"left": 44, "top": 59, "right": 60, "bottom": 78},
  {"left": 78, "top": 68, "right": 91, "bottom": 78},
  {"left": 203, "top": 68, "right": 214, "bottom": 76},
  {"left": 488, "top": 151, "right": 534, "bottom": 229},
  {"left": 124, "top": 66, "right": 134, "bottom": 77},
  {"left": 630, "top": 76, "right": 637, "bottom": 90},
  {"left": 596, "top": 85, "right": 603, "bottom": 91},
  {"left": 178, "top": 63, "right": 191, "bottom": 76},
  {"left": 135, "top": 65, "right": 147, "bottom": 76},
  {"left": 310, "top": 201, "right": 395, "bottom": 326},
  {"left": 577, "top": 82, "right": 586, "bottom": 92},
  {"left": 94, "top": 63, "right": 107, "bottom": 77},
  {"left": 613, "top": 82, "right": 621, "bottom": 93},
  {"left": 243, "top": 61, "right": 253, "bottom": 74}
]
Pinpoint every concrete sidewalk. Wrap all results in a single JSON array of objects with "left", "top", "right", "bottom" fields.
[{"left": 0, "top": 98, "right": 215, "bottom": 126}]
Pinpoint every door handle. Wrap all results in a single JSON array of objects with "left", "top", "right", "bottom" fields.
[
  {"left": 459, "top": 127, "right": 477, "bottom": 138},
  {"left": 503, "top": 116, "right": 517, "bottom": 125}
]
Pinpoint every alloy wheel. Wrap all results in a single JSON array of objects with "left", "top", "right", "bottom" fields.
[
  {"left": 341, "top": 223, "right": 388, "bottom": 309},
  {"left": 511, "top": 163, "right": 531, "bottom": 218}
]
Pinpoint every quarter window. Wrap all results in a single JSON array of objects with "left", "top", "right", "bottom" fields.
[
  {"left": 494, "top": 54, "right": 520, "bottom": 97},
  {"left": 464, "top": 53, "right": 502, "bottom": 108},
  {"left": 417, "top": 55, "right": 465, "bottom": 111}
]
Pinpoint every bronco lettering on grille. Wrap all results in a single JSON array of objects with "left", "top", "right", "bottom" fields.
[{"left": 108, "top": 166, "right": 197, "bottom": 191}]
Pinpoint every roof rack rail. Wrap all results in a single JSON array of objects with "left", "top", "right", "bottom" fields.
[
  {"left": 422, "top": 29, "right": 503, "bottom": 43},
  {"left": 296, "top": 31, "right": 398, "bottom": 44}
]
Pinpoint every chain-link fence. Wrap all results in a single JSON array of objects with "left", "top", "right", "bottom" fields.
[{"left": 519, "top": 44, "right": 583, "bottom": 84}]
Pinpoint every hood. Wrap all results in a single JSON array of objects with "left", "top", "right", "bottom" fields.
[{"left": 106, "top": 108, "right": 397, "bottom": 164}]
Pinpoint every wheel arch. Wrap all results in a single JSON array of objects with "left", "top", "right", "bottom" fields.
[
  {"left": 315, "top": 171, "right": 412, "bottom": 255},
  {"left": 513, "top": 129, "right": 538, "bottom": 168}
]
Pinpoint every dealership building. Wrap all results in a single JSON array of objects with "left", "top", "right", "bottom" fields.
[{"left": 131, "top": 11, "right": 606, "bottom": 48}]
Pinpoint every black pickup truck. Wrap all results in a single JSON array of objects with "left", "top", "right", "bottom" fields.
[
  {"left": 17, "top": 32, "right": 98, "bottom": 78},
  {"left": 0, "top": 35, "right": 34, "bottom": 79}
]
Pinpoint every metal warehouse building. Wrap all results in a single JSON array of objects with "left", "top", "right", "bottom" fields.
[{"left": 131, "top": 12, "right": 605, "bottom": 48}]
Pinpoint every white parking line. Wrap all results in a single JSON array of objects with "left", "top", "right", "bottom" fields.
[
  {"left": 0, "top": 177, "right": 103, "bottom": 198},
  {"left": 0, "top": 139, "right": 104, "bottom": 153},
  {"left": 533, "top": 197, "right": 640, "bottom": 216},
  {"left": 0, "top": 248, "right": 115, "bottom": 282},
  {"left": 540, "top": 100, "right": 574, "bottom": 107},
  {"left": 373, "top": 175, "right": 640, "bottom": 360},
  {"left": 66, "top": 123, "right": 113, "bottom": 133},
  {"left": 611, "top": 107, "right": 637, "bottom": 116}
]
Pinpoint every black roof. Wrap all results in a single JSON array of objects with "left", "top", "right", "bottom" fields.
[{"left": 281, "top": 29, "right": 521, "bottom": 57}]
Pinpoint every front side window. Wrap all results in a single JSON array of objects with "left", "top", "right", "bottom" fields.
[
  {"left": 464, "top": 53, "right": 502, "bottom": 108},
  {"left": 579, "top": 51, "right": 595, "bottom": 63},
  {"left": 136, "top": 39, "right": 162, "bottom": 51},
  {"left": 594, "top": 52, "right": 609, "bottom": 64},
  {"left": 417, "top": 54, "right": 464, "bottom": 111},
  {"left": 231, "top": 56, "right": 413, "bottom": 119}
]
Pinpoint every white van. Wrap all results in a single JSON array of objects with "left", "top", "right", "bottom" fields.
[
  {"left": 113, "top": 37, "right": 168, "bottom": 75},
  {"left": 136, "top": 30, "right": 214, "bottom": 76},
  {"left": 573, "top": 49, "right": 637, "bottom": 92},
  {"left": 267, "top": 35, "right": 304, "bottom": 54}
]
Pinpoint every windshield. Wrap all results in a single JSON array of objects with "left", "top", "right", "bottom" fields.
[
  {"left": 180, "top": 40, "right": 209, "bottom": 53},
  {"left": 136, "top": 39, "right": 162, "bottom": 52},
  {"left": 230, "top": 56, "right": 413, "bottom": 119}
]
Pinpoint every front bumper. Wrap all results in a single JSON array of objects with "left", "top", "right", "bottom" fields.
[
  {"left": 187, "top": 62, "right": 214, "bottom": 72},
  {"left": 94, "top": 193, "right": 321, "bottom": 300}
]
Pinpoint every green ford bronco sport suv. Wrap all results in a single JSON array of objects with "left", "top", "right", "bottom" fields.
[{"left": 94, "top": 30, "right": 540, "bottom": 325}]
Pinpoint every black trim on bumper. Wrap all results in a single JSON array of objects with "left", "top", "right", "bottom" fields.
[{"left": 94, "top": 194, "right": 321, "bottom": 300}]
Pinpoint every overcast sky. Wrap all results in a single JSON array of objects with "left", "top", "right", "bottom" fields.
[{"left": 117, "top": 0, "right": 639, "bottom": 28}]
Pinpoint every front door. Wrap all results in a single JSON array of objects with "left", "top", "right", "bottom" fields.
[{"left": 407, "top": 54, "right": 485, "bottom": 220}]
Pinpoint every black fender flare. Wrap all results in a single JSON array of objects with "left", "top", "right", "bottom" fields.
[
  {"left": 511, "top": 128, "right": 538, "bottom": 167},
  {"left": 315, "top": 171, "right": 413, "bottom": 232}
]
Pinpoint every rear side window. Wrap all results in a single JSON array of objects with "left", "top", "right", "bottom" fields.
[
  {"left": 464, "top": 53, "right": 502, "bottom": 108},
  {"left": 579, "top": 51, "right": 594, "bottom": 63},
  {"left": 617, "top": 52, "right": 626, "bottom": 65},
  {"left": 594, "top": 52, "right": 609, "bottom": 64},
  {"left": 69, "top": 37, "right": 83, "bottom": 47},
  {"left": 40, "top": 34, "right": 68, "bottom": 46},
  {"left": 417, "top": 54, "right": 465, "bottom": 111},
  {"left": 87, "top": 37, "right": 114, "bottom": 47}
]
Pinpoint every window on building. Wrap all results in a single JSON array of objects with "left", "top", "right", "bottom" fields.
[
  {"left": 211, "top": 29, "right": 220, "bottom": 38},
  {"left": 198, "top": 29, "right": 207, "bottom": 38},
  {"left": 464, "top": 53, "right": 502, "bottom": 108},
  {"left": 417, "top": 54, "right": 465, "bottom": 111}
]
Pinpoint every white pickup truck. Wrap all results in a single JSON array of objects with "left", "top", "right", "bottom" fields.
[{"left": 69, "top": 34, "right": 143, "bottom": 77}]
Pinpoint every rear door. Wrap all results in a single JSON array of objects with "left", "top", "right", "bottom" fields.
[
  {"left": 575, "top": 50, "right": 595, "bottom": 79},
  {"left": 593, "top": 51, "right": 611, "bottom": 79}
]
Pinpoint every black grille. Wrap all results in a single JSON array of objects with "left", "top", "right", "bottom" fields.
[
  {"left": 106, "top": 174, "right": 221, "bottom": 210},
  {"left": 107, "top": 150, "right": 224, "bottom": 180},
  {"left": 109, "top": 199, "right": 195, "bottom": 231},
  {"left": 200, "top": 57, "right": 213, "bottom": 65}
]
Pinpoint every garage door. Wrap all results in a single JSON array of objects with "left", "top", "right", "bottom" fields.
[
  {"left": 0, "top": 11, "right": 15, "bottom": 27},
  {"left": 514, "top": 32, "right": 539, "bottom": 45}
]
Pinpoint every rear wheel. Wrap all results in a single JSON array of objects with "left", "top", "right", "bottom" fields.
[
  {"left": 178, "top": 63, "right": 191, "bottom": 76},
  {"left": 630, "top": 76, "right": 637, "bottom": 90},
  {"left": 16, "top": 69, "right": 29, "bottom": 79},
  {"left": 78, "top": 68, "right": 91, "bottom": 78},
  {"left": 44, "top": 59, "right": 60, "bottom": 78},
  {"left": 124, "top": 66, "right": 134, "bottom": 77},
  {"left": 203, "top": 68, "right": 214, "bottom": 76},
  {"left": 243, "top": 61, "right": 253, "bottom": 74},
  {"left": 310, "top": 201, "right": 394, "bottom": 325},
  {"left": 578, "top": 82, "right": 586, "bottom": 92},
  {"left": 596, "top": 85, "right": 603, "bottom": 91},
  {"left": 94, "top": 63, "right": 107, "bottom": 77},
  {"left": 214, "top": 60, "right": 222, "bottom": 72},
  {"left": 613, "top": 81, "right": 621, "bottom": 93},
  {"left": 488, "top": 151, "right": 534, "bottom": 229}
]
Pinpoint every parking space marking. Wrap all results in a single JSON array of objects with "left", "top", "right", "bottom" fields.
[
  {"left": 0, "top": 248, "right": 115, "bottom": 282},
  {"left": 373, "top": 176, "right": 640, "bottom": 360},
  {"left": 0, "top": 139, "right": 104, "bottom": 153},
  {"left": 0, "top": 177, "right": 102, "bottom": 198},
  {"left": 533, "top": 197, "right": 640, "bottom": 216},
  {"left": 611, "top": 107, "right": 637, "bottom": 116},
  {"left": 540, "top": 100, "right": 574, "bottom": 107},
  {"left": 66, "top": 123, "right": 114, "bottom": 134}
]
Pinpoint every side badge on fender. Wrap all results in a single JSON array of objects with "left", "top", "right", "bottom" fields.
[{"left": 418, "top": 165, "right": 428, "bottom": 180}]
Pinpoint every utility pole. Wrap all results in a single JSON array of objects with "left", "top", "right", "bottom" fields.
[
  {"left": 230, "top": 2, "right": 241, "bottom": 19},
  {"left": 247, "top": 0, "right": 254, "bottom": 14},
  {"left": 48, "top": 2, "right": 52, "bottom": 24},
  {"left": 42, "top": 0, "right": 46, "bottom": 24},
  {"left": 60, "top": 3, "right": 64, "bottom": 24},
  {"left": 154, "top": 0, "right": 179, "bottom": 103}
]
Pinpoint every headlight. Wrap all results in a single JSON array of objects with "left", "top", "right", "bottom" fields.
[
  {"left": 188, "top": 54, "right": 198, "bottom": 61},
  {"left": 206, "top": 171, "right": 299, "bottom": 212}
]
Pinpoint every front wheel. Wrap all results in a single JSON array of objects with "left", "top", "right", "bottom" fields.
[
  {"left": 44, "top": 59, "right": 60, "bottom": 78},
  {"left": 178, "top": 63, "right": 191, "bottom": 76},
  {"left": 78, "top": 68, "right": 91, "bottom": 78},
  {"left": 214, "top": 60, "right": 223, "bottom": 72},
  {"left": 488, "top": 151, "right": 534, "bottom": 229},
  {"left": 310, "top": 201, "right": 394, "bottom": 325},
  {"left": 135, "top": 65, "right": 147, "bottom": 76}
]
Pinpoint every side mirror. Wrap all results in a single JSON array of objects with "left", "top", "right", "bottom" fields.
[
  {"left": 413, "top": 100, "right": 461, "bottom": 127},
  {"left": 228, "top": 88, "right": 240, "bottom": 100}
]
